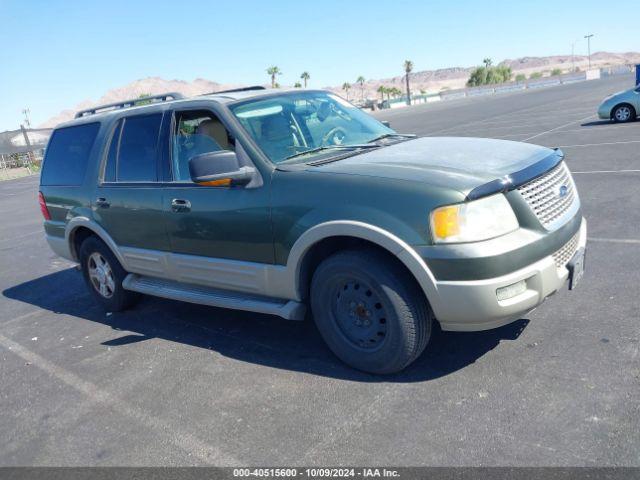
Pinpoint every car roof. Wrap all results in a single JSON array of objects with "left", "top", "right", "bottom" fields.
[{"left": 56, "top": 88, "right": 329, "bottom": 129}]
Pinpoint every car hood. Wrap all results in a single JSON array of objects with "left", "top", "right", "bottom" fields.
[
  {"left": 310, "top": 137, "right": 559, "bottom": 197},
  {"left": 603, "top": 89, "right": 633, "bottom": 102}
]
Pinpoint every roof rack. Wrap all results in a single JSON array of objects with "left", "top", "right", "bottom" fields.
[
  {"left": 201, "top": 86, "right": 266, "bottom": 96},
  {"left": 74, "top": 92, "right": 185, "bottom": 118}
]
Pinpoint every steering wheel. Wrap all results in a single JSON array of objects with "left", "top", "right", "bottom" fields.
[{"left": 321, "top": 127, "right": 348, "bottom": 146}]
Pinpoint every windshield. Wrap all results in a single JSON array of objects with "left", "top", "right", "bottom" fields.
[{"left": 229, "top": 91, "right": 395, "bottom": 164}]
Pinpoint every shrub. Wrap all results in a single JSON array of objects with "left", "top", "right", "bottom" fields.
[
  {"left": 467, "top": 65, "right": 512, "bottom": 87},
  {"left": 515, "top": 74, "right": 526, "bottom": 82},
  {"left": 530, "top": 72, "right": 543, "bottom": 79},
  {"left": 551, "top": 68, "right": 562, "bottom": 76}
]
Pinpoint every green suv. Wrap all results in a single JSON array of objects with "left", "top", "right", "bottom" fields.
[{"left": 39, "top": 88, "right": 587, "bottom": 374}]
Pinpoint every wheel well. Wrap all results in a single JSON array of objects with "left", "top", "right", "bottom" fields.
[
  {"left": 298, "top": 236, "right": 428, "bottom": 306},
  {"left": 611, "top": 103, "right": 636, "bottom": 118},
  {"left": 70, "top": 226, "right": 97, "bottom": 260}
]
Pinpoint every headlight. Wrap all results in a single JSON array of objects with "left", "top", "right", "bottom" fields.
[{"left": 430, "top": 194, "right": 519, "bottom": 243}]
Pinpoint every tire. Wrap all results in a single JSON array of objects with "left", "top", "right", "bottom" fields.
[
  {"left": 612, "top": 104, "right": 636, "bottom": 123},
  {"left": 310, "top": 249, "right": 432, "bottom": 374},
  {"left": 79, "top": 236, "right": 138, "bottom": 312}
]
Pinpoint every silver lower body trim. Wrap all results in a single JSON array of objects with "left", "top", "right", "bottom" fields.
[{"left": 122, "top": 274, "right": 306, "bottom": 321}]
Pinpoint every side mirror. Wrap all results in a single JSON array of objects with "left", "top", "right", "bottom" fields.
[
  {"left": 381, "top": 120, "right": 391, "bottom": 127},
  {"left": 189, "top": 151, "right": 256, "bottom": 187}
]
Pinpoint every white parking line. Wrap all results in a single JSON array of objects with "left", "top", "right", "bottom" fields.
[
  {"left": 2, "top": 309, "right": 45, "bottom": 326},
  {"left": 0, "top": 332, "right": 240, "bottom": 465},
  {"left": 523, "top": 114, "right": 596, "bottom": 141},
  {"left": 588, "top": 237, "right": 640, "bottom": 245},
  {"left": 0, "top": 230, "right": 42, "bottom": 244},
  {"left": 556, "top": 140, "right": 640, "bottom": 148},
  {"left": 573, "top": 169, "right": 640, "bottom": 174},
  {"left": 423, "top": 98, "right": 584, "bottom": 136},
  {"left": 473, "top": 122, "right": 640, "bottom": 139}
]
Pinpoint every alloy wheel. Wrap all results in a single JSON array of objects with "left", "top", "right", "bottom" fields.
[{"left": 87, "top": 252, "right": 115, "bottom": 299}]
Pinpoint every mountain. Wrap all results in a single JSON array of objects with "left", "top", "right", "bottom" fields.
[
  {"left": 329, "top": 51, "right": 640, "bottom": 101},
  {"left": 40, "top": 52, "right": 640, "bottom": 127}
]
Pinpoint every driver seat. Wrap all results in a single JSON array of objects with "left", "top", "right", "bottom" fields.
[{"left": 259, "top": 114, "right": 298, "bottom": 160}]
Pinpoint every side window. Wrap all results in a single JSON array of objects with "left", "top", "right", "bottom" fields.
[
  {"left": 117, "top": 113, "right": 163, "bottom": 182},
  {"left": 172, "top": 110, "right": 234, "bottom": 182},
  {"left": 41, "top": 122, "right": 100, "bottom": 186}
]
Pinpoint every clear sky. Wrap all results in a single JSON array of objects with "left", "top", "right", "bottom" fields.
[{"left": 1, "top": 0, "right": 638, "bottom": 131}]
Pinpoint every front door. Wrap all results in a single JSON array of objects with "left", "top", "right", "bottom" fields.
[{"left": 161, "top": 108, "right": 273, "bottom": 289}]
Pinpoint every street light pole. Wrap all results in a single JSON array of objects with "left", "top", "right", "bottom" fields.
[{"left": 584, "top": 34, "right": 594, "bottom": 70}]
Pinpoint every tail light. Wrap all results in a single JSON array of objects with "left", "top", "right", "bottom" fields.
[{"left": 38, "top": 191, "right": 51, "bottom": 220}]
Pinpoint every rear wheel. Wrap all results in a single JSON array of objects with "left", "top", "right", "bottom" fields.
[
  {"left": 612, "top": 104, "right": 636, "bottom": 123},
  {"left": 79, "top": 236, "right": 138, "bottom": 312},
  {"left": 310, "top": 249, "right": 432, "bottom": 374}
]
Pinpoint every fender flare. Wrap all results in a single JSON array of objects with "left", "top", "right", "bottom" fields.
[
  {"left": 65, "top": 217, "right": 127, "bottom": 266},
  {"left": 283, "top": 221, "right": 440, "bottom": 310}
]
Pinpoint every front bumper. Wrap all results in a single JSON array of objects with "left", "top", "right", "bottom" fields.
[
  {"left": 428, "top": 217, "right": 587, "bottom": 331},
  {"left": 597, "top": 103, "right": 612, "bottom": 119}
]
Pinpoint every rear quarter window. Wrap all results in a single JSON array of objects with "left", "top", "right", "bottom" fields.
[{"left": 40, "top": 122, "right": 100, "bottom": 186}]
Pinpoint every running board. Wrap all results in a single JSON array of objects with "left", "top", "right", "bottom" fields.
[{"left": 122, "top": 274, "right": 305, "bottom": 320}]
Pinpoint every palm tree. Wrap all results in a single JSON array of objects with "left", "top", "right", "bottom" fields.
[
  {"left": 342, "top": 82, "right": 351, "bottom": 100},
  {"left": 266, "top": 66, "right": 282, "bottom": 88},
  {"left": 377, "top": 85, "right": 386, "bottom": 103},
  {"left": 300, "top": 71, "right": 310, "bottom": 88},
  {"left": 403, "top": 60, "right": 413, "bottom": 106},
  {"left": 483, "top": 58, "right": 492, "bottom": 69},
  {"left": 356, "top": 76, "right": 366, "bottom": 101}
]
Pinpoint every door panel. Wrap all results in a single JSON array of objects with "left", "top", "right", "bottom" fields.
[
  {"left": 93, "top": 186, "right": 169, "bottom": 251},
  {"left": 163, "top": 184, "right": 273, "bottom": 263}
]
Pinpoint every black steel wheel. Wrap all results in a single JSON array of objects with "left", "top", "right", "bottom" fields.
[{"left": 310, "top": 248, "right": 432, "bottom": 374}]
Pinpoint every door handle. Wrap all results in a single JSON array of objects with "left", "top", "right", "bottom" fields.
[
  {"left": 171, "top": 198, "right": 191, "bottom": 213},
  {"left": 95, "top": 197, "right": 110, "bottom": 208}
]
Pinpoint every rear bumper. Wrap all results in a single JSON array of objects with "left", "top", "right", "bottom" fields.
[
  {"left": 430, "top": 217, "right": 587, "bottom": 331},
  {"left": 46, "top": 234, "right": 74, "bottom": 261}
]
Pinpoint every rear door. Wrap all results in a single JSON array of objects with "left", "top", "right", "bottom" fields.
[{"left": 93, "top": 112, "right": 170, "bottom": 253}]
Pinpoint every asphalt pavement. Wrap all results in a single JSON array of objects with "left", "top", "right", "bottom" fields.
[{"left": 1, "top": 74, "right": 638, "bottom": 466}]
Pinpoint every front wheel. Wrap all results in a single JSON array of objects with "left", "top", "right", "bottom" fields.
[
  {"left": 310, "top": 249, "right": 432, "bottom": 374},
  {"left": 612, "top": 104, "right": 636, "bottom": 123}
]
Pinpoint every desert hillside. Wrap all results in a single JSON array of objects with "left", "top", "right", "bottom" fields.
[{"left": 41, "top": 51, "right": 640, "bottom": 127}]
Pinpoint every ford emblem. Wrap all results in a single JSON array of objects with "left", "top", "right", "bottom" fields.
[{"left": 558, "top": 185, "right": 568, "bottom": 198}]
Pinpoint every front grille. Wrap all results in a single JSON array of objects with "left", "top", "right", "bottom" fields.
[
  {"left": 552, "top": 231, "right": 580, "bottom": 269},
  {"left": 517, "top": 161, "right": 579, "bottom": 230}
]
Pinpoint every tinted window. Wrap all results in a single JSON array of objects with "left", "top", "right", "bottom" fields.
[
  {"left": 103, "top": 120, "right": 122, "bottom": 182},
  {"left": 117, "top": 113, "right": 162, "bottom": 181},
  {"left": 41, "top": 123, "right": 100, "bottom": 185}
]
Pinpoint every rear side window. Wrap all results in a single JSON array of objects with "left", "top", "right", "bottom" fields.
[
  {"left": 112, "top": 113, "right": 162, "bottom": 182},
  {"left": 41, "top": 123, "right": 100, "bottom": 185}
]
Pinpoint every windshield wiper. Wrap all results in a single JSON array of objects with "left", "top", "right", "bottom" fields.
[
  {"left": 283, "top": 144, "right": 378, "bottom": 162},
  {"left": 367, "top": 133, "right": 416, "bottom": 143}
]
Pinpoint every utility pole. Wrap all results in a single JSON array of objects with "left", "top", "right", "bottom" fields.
[
  {"left": 584, "top": 34, "right": 594, "bottom": 70},
  {"left": 20, "top": 124, "right": 35, "bottom": 168},
  {"left": 21, "top": 108, "right": 31, "bottom": 128}
]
